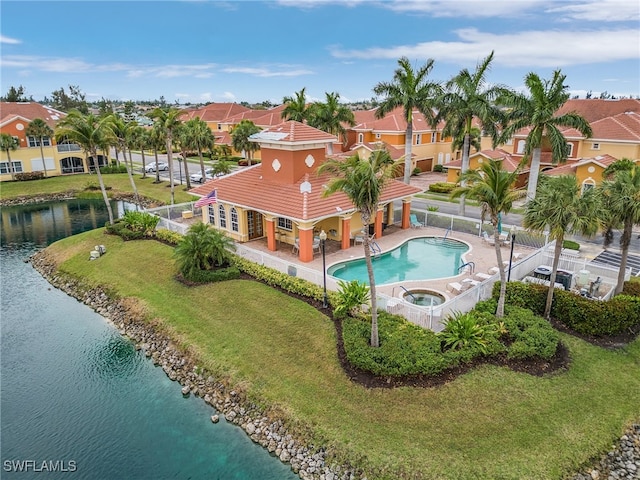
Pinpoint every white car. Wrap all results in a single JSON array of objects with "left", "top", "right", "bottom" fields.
[
  {"left": 190, "top": 168, "right": 215, "bottom": 183},
  {"left": 144, "top": 162, "right": 169, "bottom": 173}
]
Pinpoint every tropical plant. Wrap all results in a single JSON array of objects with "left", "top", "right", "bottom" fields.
[
  {"left": 497, "top": 70, "right": 592, "bottom": 201},
  {"left": 130, "top": 125, "right": 150, "bottom": 178},
  {"left": 438, "top": 51, "right": 506, "bottom": 215},
  {"left": 319, "top": 148, "right": 399, "bottom": 347},
  {"left": 599, "top": 160, "right": 640, "bottom": 294},
  {"left": 185, "top": 117, "right": 215, "bottom": 180},
  {"left": 231, "top": 120, "right": 261, "bottom": 166},
  {"left": 281, "top": 87, "right": 310, "bottom": 122},
  {"left": 210, "top": 159, "right": 232, "bottom": 177},
  {"left": 373, "top": 56, "right": 441, "bottom": 184},
  {"left": 103, "top": 114, "right": 140, "bottom": 207},
  {"left": 25, "top": 118, "right": 54, "bottom": 178},
  {"left": 333, "top": 280, "right": 371, "bottom": 318},
  {"left": 121, "top": 211, "right": 160, "bottom": 236},
  {"left": 55, "top": 111, "right": 115, "bottom": 224},
  {"left": 174, "top": 222, "right": 236, "bottom": 279},
  {"left": 307, "top": 91, "right": 355, "bottom": 151},
  {"left": 524, "top": 175, "right": 602, "bottom": 317},
  {"left": 439, "top": 311, "right": 493, "bottom": 354},
  {"left": 174, "top": 123, "right": 192, "bottom": 190},
  {"left": 150, "top": 107, "right": 183, "bottom": 204},
  {"left": 0, "top": 133, "right": 19, "bottom": 181},
  {"left": 451, "top": 126, "right": 482, "bottom": 157},
  {"left": 148, "top": 123, "right": 166, "bottom": 183},
  {"left": 450, "top": 158, "right": 523, "bottom": 317}
]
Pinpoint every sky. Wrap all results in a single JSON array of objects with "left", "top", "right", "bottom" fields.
[{"left": 1, "top": 0, "right": 639, "bottom": 105}]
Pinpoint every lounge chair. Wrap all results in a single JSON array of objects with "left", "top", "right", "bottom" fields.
[
  {"left": 447, "top": 282, "right": 464, "bottom": 294},
  {"left": 482, "top": 231, "right": 496, "bottom": 245},
  {"left": 474, "top": 272, "right": 492, "bottom": 281},
  {"left": 410, "top": 214, "right": 423, "bottom": 228}
]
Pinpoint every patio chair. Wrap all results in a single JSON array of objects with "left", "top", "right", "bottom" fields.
[
  {"left": 352, "top": 232, "right": 365, "bottom": 246},
  {"left": 446, "top": 282, "right": 464, "bottom": 295},
  {"left": 410, "top": 214, "right": 423, "bottom": 228},
  {"left": 482, "top": 231, "right": 496, "bottom": 246},
  {"left": 474, "top": 272, "right": 492, "bottom": 281},
  {"left": 312, "top": 238, "right": 321, "bottom": 255}
]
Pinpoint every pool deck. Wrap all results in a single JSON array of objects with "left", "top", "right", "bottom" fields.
[{"left": 245, "top": 224, "right": 535, "bottom": 302}]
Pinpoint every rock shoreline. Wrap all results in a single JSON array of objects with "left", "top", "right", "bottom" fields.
[
  {"left": 28, "top": 249, "right": 639, "bottom": 480},
  {"left": 29, "top": 249, "right": 361, "bottom": 480}
]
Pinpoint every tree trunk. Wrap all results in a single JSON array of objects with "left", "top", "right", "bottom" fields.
[
  {"left": 458, "top": 132, "right": 471, "bottom": 217},
  {"left": 126, "top": 148, "right": 141, "bottom": 210},
  {"left": 166, "top": 137, "right": 175, "bottom": 205},
  {"left": 39, "top": 141, "right": 48, "bottom": 178},
  {"left": 403, "top": 123, "right": 413, "bottom": 184},
  {"left": 7, "top": 150, "right": 15, "bottom": 181},
  {"left": 153, "top": 149, "right": 160, "bottom": 183},
  {"left": 494, "top": 226, "right": 506, "bottom": 318},
  {"left": 198, "top": 146, "right": 206, "bottom": 179},
  {"left": 616, "top": 217, "right": 633, "bottom": 294},
  {"left": 182, "top": 149, "right": 192, "bottom": 190},
  {"left": 91, "top": 152, "right": 114, "bottom": 225},
  {"left": 526, "top": 147, "right": 542, "bottom": 202},
  {"left": 363, "top": 226, "right": 379, "bottom": 347},
  {"left": 545, "top": 237, "right": 564, "bottom": 319},
  {"left": 114, "top": 147, "right": 120, "bottom": 167},
  {"left": 141, "top": 148, "right": 147, "bottom": 179}
]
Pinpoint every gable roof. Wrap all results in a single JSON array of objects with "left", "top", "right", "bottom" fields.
[
  {"left": 544, "top": 154, "right": 620, "bottom": 176},
  {"left": 331, "top": 141, "right": 409, "bottom": 161},
  {"left": 590, "top": 112, "right": 640, "bottom": 142},
  {"left": 352, "top": 106, "right": 443, "bottom": 133},
  {"left": 0, "top": 102, "right": 66, "bottom": 128},
  {"left": 189, "top": 165, "right": 422, "bottom": 222},
  {"left": 445, "top": 149, "right": 526, "bottom": 173},
  {"left": 555, "top": 98, "right": 640, "bottom": 123},
  {"left": 249, "top": 120, "right": 336, "bottom": 145},
  {"left": 180, "top": 102, "right": 251, "bottom": 123}
]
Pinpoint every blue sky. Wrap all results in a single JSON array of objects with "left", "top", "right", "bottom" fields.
[{"left": 1, "top": 0, "right": 639, "bottom": 105}]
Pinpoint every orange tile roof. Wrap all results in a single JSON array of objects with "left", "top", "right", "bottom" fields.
[
  {"left": 543, "top": 160, "right": 581, "bottom": 176},
  {"left": 352, "top": 106, "right": 439, "bottom": 133},
  {"left": 250, "top": 120, "right": 336, "bottom": 144},
  {"left": 189, "top": 165, "right": 422, "bottom": 221},
  {"left": 224, "top": 105, "right": 286, "bottom": 127},
  {"left": 180, "top": 102, "right": 251, "bottom": 123},
  {"left": 590, "top": 112, "right": 640, "bottom": 142},
  {"left": 0, "top": 102, "right": 66, "bottom": 128},
  {"left": 556, "top": 98, "right": 640, "bottom": 123},
  {"left": 445, "top": 149, "right": 526, "bottom": 173}
]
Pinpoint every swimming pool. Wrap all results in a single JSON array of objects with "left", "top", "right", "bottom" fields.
[{"left": 327, "top": 237, "right": 469, "bottom": 285}]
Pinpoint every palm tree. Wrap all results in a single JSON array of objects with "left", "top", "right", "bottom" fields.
[
  {"left": 130, "top": 125, "right": 150, "bottom": 178},
  {"left": 438, "top": 51, "right": 506, "bottom": 215},
  {"left": 451, "top": 126, "right": 482, "bottom": 157},
  {"left": 174, "top": 222, "right": 236, "bottom": 279},
  {"left": 150, "top": 107, "right": 183, "bottom": 204},
  {"left": 25, "top": 118, "right": 54, "bottom": 178},
  {"left": 104, "top": 114, "right": 140, "bottom": 207},
  {"left": 281, "top": 87, "right": 310, "bottom": 122},
  {"left": 307, "top": 92, "right": 355, "bottom": 153},
  {"left": 497, "top": 70, "right": 592, "bottom": 201},
  {"left": 450, "top": 159, "right": 522, "bottom": 318},
  {"left": 185, "top": 117, "right": 215, "bottom": 180},
  {"left": 524, "top": 175, "right": 602, "bottom": 317},
  {"left": 149, "top": 123, "right": 165, "bottom": 183},
  {"left": 599, "top": 161, "right": 640, "bottom": 294},
  {"left": 174, "top": 124, "right": 192, "bottom": 190},
  {"left": 373, "top": 57, "right": 441, "bottom": 184},
  {"left": 0, "top": 133, "right": 19, "bottom": 181},
  {"left": 55, "top": 111, "right": 115, "bottom": 225},
  {"left": 318, "top": 148, "right": 399, "bottom": 347},
  {"left": 231, "top": 120, "right": 261, "bottom": 166}
]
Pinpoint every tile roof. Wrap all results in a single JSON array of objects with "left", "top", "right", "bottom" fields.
[
  {"left": 180, "top": 103, "right": 251, "bottom": 123},
  {"left": 544, "top": 154, "right": 622, "bottom": 176},
  {"left": 445, "top": 149, "right": 526, "bottom": 172},
  {"left": 330, "top": 141, "right": 409, "bottom": 161},
  {"left": 189, "top": 164, "right": 423, "bottom": 221},
  {"left": 556, "top": 98, "right": 640, "bottom": 123},
  {"left": 590, "top": 112, "right": 640, "bottom": 142},
  {"left": 352, "top": 106, "right": 441, "bottom": 132},
  {"left": 223, "top": 105, "right": 286, "bottom": 127},
  {"left": 250, "top": 120, "right": 336, "bottom": 144},
  {"left": 0, "top": 102, "right": 67, "bottom": 128}
]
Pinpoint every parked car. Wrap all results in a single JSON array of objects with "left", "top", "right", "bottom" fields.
[
  {"left": 190, "top": 168, "right": 215, "bottom": 183},
  {"left": 144, "top": 162, "right": 169, "bottom": 173}
]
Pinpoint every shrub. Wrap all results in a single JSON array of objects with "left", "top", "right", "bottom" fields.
[
  {"left": 121, "top": 211, "right": 160, "bottom": 236},
  {"left": 412, "top": 167, "right": 421, "bottom": 176},
  {"left": 428, "top": 182, "right": 456, "bottom": 194},
  {"left": 100, "top": 165, "right": 128, "bottom": 174},
  {"left": 439, "top": 311, "right": 495, "bottom": 354},
  {"left": 493, "top": 281, "right": 546, "bottom": 315},
  {"left": 502, "top": 307, "right": 559, "bottom": 360},
  {"left": 433, "top": 164, "right": 444, "bottom": 173},
  {"left": 333, "top": 280, "right": 370, "bottom": 318},
  {"left": 15, "top": 171, "right": 45, "bottom": 181},
  {"left": 426, "top": 205, "right": 439, "bottom": 212},
  {"left": 622, "top": 279, "right": 640, "bottom": 297},
  {"left": 84, "top": 181, "right": 111, "bottom": 191},
  {"left": 562, "top": 239, "right": 580, "bottom": 250},
  {"left": 155, "top": 228, "right": 183, "bottom": 245}
]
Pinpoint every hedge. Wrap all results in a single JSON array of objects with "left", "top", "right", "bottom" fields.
[{"left": 428, "top": 182, "right": 456, "bottom": 194}]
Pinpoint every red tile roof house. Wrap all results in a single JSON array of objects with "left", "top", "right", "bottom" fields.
[{"left": 189, "top": 121, "right": 422, "bottom": 263}]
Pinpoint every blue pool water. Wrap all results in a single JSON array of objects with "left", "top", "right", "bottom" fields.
[{"left": 327, "top": 237, "right": 468, "bottom": 285}]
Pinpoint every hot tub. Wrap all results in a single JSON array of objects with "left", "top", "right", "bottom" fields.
[{"left": 402, "top": 289, "right": 445, "bottom": 307}]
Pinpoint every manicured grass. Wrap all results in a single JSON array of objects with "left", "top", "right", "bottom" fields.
[
  {"left": 0, "top": 173, "right": 198, "bottom": 205},
  {"left": 48, "top": 229, "right": 640, "bottom": 479}
]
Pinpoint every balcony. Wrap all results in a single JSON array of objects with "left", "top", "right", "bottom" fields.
[{"left": 57, "top": 143, "right": 82, "bottom": 153}]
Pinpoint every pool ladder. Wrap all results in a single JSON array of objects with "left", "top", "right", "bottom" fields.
[
  {"left": 370, "top": 241, "right": 381, "bottom": 257},
  {"left": 458, "top": 261, "right": 475, "bottom": 274},
  {"left": 398, "top": 285, "right": 417, "bottom": 302}
]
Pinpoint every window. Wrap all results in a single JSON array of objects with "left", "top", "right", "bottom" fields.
[
  {"left": 430, "top": 132, "right": 436, "bottom": 143},
  {"left": 375, "top": 133, "right": 381, "bottom": 139},
  {"left": 217, "top": 123, "right": 222, "bottom": 131},
  {"left": 218, "top": 205, "right": 227, "bottom": 228},
  {"left": 278, "top": 217, "right": 292, "bottom": 231},
  {"left": 505, "top": 137, "right": 513, "bottom": 146},
  {"left": 516, "top": 140, "right": 526, "bottom": 154},
  {"left": 230, "top": 207, "right": 239, "bottom": 232},
  {"left": 207, "top": 205, "right": 216, "bottom": 225},
  {"left": 60, "top": 157, "right": 85, "bottom": 174},
  {"left": 358, "top": 133, "right": 364, "bottom": 143},
  {"left": 27, "top": 136, "right": 52, "bottom": 148},
  {"left": 0, "top": 161, "right": 23, "bottom": 174},
  {"left": 582, "top": 180, "right": 595, "bottom": 195},
  {"left": 415, "top": 134, "right": 422, "bottom": 145},
  {"left": 565, "top": 143, "right": 574, "bottom": 157},
  {"left": 591, "top": 142, "right": 600, "bottom": 150}
]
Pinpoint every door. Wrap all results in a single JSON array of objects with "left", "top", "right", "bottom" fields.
[{"left": 247, "top": 211, "right": 263, "bottom": 239}]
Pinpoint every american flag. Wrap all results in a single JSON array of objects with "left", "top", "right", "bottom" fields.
[{"left": 195, "top": 189, "right": 217, "bottom": 208}]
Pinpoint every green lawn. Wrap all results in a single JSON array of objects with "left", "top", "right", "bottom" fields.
[
  {"left": 47, "top": 229, "right": 640, "bottom": 479},
  {"left": 0, "top": 173, "right": 198, "bottom": 205}
]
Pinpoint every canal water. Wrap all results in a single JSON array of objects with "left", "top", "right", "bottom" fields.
[{"left": 0, "top": 199, "right": 297, "bottom": 479}]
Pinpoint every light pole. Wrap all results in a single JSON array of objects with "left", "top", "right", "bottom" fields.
[
  {"left": 507, "top": 227, "right": 516, "bottom": 282},
  {"left": 319, "top": 229, "right": 328, "bottom": 308}
]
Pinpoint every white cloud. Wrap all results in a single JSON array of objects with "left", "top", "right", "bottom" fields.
[
  {"left": 0, "top": 35, "right": 21, "bottom": 44},
  {"left": 382, "top": 0, "right": 541, "bottom": 17},
  {"left": 222, "top": 66, "right": 313, "bottom": 77},
  {"left": 331, "top": 28, "right": 639, "bottom": 67},
  {"left": 219, "top": 91, "right": 236, "bottom": 101},
  {"left": 546, "top": 0, "right": 640, "bottom": 22}
]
